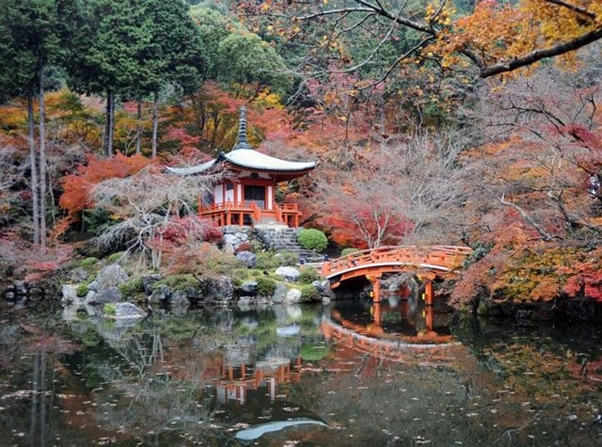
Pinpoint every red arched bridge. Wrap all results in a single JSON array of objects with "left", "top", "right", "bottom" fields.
[{"left": 320, "top": 245, "right": 472, "bottom": 304}]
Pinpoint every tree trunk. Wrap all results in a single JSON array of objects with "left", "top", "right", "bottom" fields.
[
  {"left": 106, "top": 89, "right": 114, "bottom": 157},
  {"left": 151, "top": 91, "right": 159, "bottom": 158},
  {"left": 38, "top": 67, "right": 47, "bottom": 248},
  {"left": 135, "top": 100, "right": 142, "bottom": 154},
  {"left": 28, "top": 92, "right": 40, "bottom": 246}
]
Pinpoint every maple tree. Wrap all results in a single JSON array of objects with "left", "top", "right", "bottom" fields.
[
  {"left": 59, "top": 152, "right": 153, "bottom": 222},
  {"left": 91, "top": 165, "right": 223, "bottom": 269}
]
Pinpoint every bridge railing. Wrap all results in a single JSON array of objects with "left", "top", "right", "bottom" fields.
[{"left": 321, "top": 245, "right": 472, "bottom": 278}]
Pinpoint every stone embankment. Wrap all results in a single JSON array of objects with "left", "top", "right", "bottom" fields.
[{"left": 58, "top": 262, "right": 332, "bottom": 320}]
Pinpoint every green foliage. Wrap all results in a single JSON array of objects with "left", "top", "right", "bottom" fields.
[
  {"left": 82, "top": 208, "right": 113, "bottom": 234},
  {"left": 103, "top": 303, "right": 116, "bottom": 316},
  {"left": 231, "top": 268, "right": 251, "bottom": 287},
  {"left": 216, "top": 31, "right": 289, "bottom": 95},
  {"left": 256, "top": 276, "right": 277, "bottom": 297},
  {"left": 276, "top": 251, "right": 299, "bottom": 267},
  {"left": 249, "top": 240, "right": 264, "bottom": 253},
  {"left": 255, "top": 251, "right": 280, "bottom": 270},
  {"left": 199, "top": 249, "right": 244, "bottom": 275},
  {"left": 106, "top": 252, "right": 125, "bottom": 263},
  {"left": 300, "top": 284, "right": 319, "bottom": 301},
  {"left": 154, "top": 274, "right": 199, "bottom": 292},
  {"left": 341, "top": 248, "right": 360, "bottom": 257},
  {"left": 299, "top": 267, "right": 319, "bottom": 284},
  {"left": 299, "top": 342, "right": 329, "bottom": 361},
  {"left": 80, "top": 257, "right": 99, "bottom": 268},
  {"left": 118, "top": 277, "right": 144, "bottom": 297},
  {"left": 297, "top": 228, "right": 328, "bottom": 252},
  {"left": 76, "top": 283, "right": 89, "bottom": 297}
]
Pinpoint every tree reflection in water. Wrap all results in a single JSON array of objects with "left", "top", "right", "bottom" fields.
[{"left": 0, "top": 302, "right": 600, "bottom": 446}]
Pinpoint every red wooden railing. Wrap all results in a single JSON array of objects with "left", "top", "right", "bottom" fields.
[
  {"left": 321, "top": 245, "right": 472, "bottom": 282},
  {"left": 199, "top": 201, "right": 301, "bottom": 227}
]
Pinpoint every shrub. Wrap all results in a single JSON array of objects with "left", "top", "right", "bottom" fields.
[
  {"left": 300, "top": 284, "right": 319, "bottom": 301},
  {"left": 106, "top": 252, "right": 125, "bottom": 263},
  {"left": 256, "top": 276, "right": 277, "bottom": 296},
  {"left": 341, "top": 248, "right": 360, "bottom": 257},
  {"left": 297, "top": 229, "right": 328, "bottom": 252},
  {"left": 299, "top": 267, "right": 319, "bottom": 284},
  {"left": 80, "top": 257, "right": 98, "bottom": 268},
  {"left": 250, "top": 240, "right": 264, "bottom": 252},
  {"left": 165, "top": 243, "right": 243, "bottom": 276},
  {"left": 276, "top": 251, "right": 299, "bottom": 266},
  {"left": 255, "top": 252, "right": 280, "bottom": 270},
  {"left": 103, "top": 303, "right": 116, "bottom": 316},
  {"left": 154, "top": 274, "right": 199, "bottom": 292},
  {"left": 118, "top": 277, "right": 144, "bottom": 297},
  {"left": 232, "top": 268, "right": 251, "bottom": 287},
  {"left": 76, "top": 284, "right": 89, "bottom": 297},
  {"left": 299, "top": 342, "right": 329, "bottom": 361}
]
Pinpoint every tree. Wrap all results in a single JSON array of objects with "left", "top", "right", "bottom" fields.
[
  {"left": 133, "top": 0, "right": 205, "bottom": 157},
  {"left": 91, "top": 166, "right": 222, "bottom": 269},
  {"left": 242, "top": 0, "right": 602, "bottom": 82},
  {"left": 216, "top": 31, "right": 289, "bottom": 98},
  {"left": 0, "top": 0, "right": 64, "bottom": 247},
  {"left": 59, "top": 152, "right": 153, "bottom": 224},
  {"left": 314, "top": 130, "right": 468, "bottom": 248}
]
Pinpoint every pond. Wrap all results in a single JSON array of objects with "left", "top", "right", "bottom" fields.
[{"left": 0, "top": 295, "right": 601, "bottom": 447}]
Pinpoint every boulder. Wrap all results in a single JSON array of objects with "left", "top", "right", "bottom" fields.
[
  {"left": 14, "top": 281, "right": 27, "bottom": 296},
  {"left": 149, "top": 284, "right": 171, "bottom": 305},
  {"left": 170, "top": 290, "right": 191, "bottom": 309},
  {"left": 61, "top": 284, "right": 79, "bottom": 304},
  {"left": 238, "top": 280, "right": 258, "bottom": 296},
  {"left": 141, "top": 274, "right": 162, "bottom": 295},
  {"left": 221, "top": 227, "right": 249, "bottom": 252},
  {"left": 107, "top": 302, "right": 147, "bottom": 319},
  {"left": 236, "top": 251, "right": 256, "bottom": 268},
  {"left": 275, "top": 266, "right": 300, "bottom": 282},
  {"left": 203, "top": 276, "right": 235, "bottom": 303},
  {"left": 69, "top": 267, "right": 90, "bottom": 283},
  {"left": 271, "top": 283, "right": 288, "bottom": 304},
  {"left": 95, "top": 264, "right": 129, "bottom": 289},
  {"left": 285, "top": 288, "right": 302, "bottom": 304},
  {"left": 313, "top": 280, "right": 335, "bottom": 299},
  {"left": 86, "top": 286, "right": 123, "bottom": 305}
]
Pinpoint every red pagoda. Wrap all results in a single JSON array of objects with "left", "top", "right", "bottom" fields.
[{"left": 167, "top": 108, "right": 315, "bottom": 227}]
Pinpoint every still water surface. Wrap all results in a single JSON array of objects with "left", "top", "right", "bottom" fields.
[{"left": 0, "top": 296, "right": 601, "bottom": 447}]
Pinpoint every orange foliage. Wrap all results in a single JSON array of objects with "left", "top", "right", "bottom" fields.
[{"left": 59, "top": 153, "right": 154, "bottom": 217}]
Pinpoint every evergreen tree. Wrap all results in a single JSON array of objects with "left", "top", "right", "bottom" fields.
[{"left": 0, "top": 0, "right": 64, "bottom": 247}]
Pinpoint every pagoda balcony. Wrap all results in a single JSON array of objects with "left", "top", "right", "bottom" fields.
[{"left": 199, "top": 200, "right": 301, "bottom": 227}]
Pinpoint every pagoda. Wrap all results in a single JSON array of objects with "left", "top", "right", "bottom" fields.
[{"left": 167, "top": 107, "right": 316, "bottom": 227}]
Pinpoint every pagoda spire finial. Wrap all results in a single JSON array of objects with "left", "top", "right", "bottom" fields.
[{"left": 234, "top": 106, "right": 251, "bottom": 150}]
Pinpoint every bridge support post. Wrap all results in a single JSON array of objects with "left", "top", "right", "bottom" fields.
[
  {"left": 424, "top": 279, "right": 434, "bottom": 306},
  {"left": 368, "top": 274, "right": 382, "bottom": 303}
]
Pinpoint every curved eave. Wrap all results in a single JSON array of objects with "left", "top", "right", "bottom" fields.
[
  {"left": 222, "top": 149, "right": 316, "bottom": 173},
  {"left": 165, "top": 159, "right": 218, "bottom": 175}
]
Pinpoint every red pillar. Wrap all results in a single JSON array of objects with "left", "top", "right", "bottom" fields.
[
  {"left": 370, "top": 276, "right": 381, "bottom": 303},
  {"left": 424, "top": 280, "right": 434, "bottom": 306}
]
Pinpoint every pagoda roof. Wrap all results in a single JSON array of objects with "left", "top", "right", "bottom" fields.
[{"left": 166, "top": 107, "right": 316, "bottom": 176}]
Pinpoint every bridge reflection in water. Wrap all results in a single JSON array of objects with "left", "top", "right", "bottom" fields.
[{"left": 322, "top": 294, "right": 460, "bottom": 364}]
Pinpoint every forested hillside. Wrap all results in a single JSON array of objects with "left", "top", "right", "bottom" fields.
[{"left": 1, "top": 0, "right": 601, "bottom": 313}]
